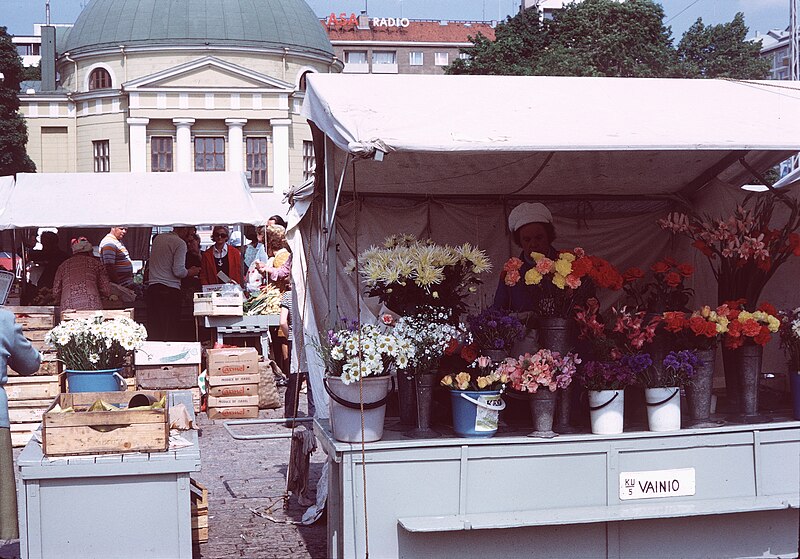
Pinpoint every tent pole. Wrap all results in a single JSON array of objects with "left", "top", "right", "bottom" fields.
[{"left": 324, "top": 135, "right": 339, "bottom": 329}]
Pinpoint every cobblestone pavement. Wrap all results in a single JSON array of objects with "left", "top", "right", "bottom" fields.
[{"left": 1, "top": 391, "right": 328, "bottom": 559}]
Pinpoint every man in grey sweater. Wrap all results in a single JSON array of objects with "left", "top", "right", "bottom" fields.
[{"left": 146, "top": 227, "right": 200, "bottom": 341}]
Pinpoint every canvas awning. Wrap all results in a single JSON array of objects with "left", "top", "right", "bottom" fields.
[
  {"left": 0, "top": 171, "right": 267, "bottom": 229},
  {"left": 302, "top": 74, "right": 800, "bottom": 198}
]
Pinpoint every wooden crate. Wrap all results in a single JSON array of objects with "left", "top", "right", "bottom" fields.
[
  {"left": 11, "top": 423, "right": 38, "bottom": 448},
  {"left": 134, "top": 341, "right": 201, "bottom": 390},
  {"left": 8, "top": 399, "right": 51, "bottom": 423},
  {"left": 5, "top": 306, "right": 61, "bottom": 376},
  {"left": 191, "top": 478, "right": 209, "bottom": 544},
  {"left": 5, "top": 375, "right": 63, "bottom": 401},
  {"left": 60, "top": 308, "right": 134, "bottom": 321},
  {"left": 42, "top": 390, "right": 169, "bottom": 456},
  {"left": 193, "top": 292, "right": 243, "bottom": 317}
]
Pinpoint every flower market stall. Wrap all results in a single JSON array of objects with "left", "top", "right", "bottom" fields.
[{"left": 295, "top": 74, "right": 800, "bottom": 558}]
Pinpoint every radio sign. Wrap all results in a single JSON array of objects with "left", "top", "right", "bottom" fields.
[
  {"left": 372, "top": 17, "right": 410, "bottom": 28},
  {"left": 619, "top": 468, "right": 696, "bottom": 500},
  {"left": 326, "top": 12, "right": 410, "bottom": 28}
]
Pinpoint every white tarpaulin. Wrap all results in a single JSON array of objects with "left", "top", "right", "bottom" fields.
[
  {"left": 302, "top": 74, "right": 800, "bottom": 197},
  {"left": 294, "top": 74, "right": 800, "bottom": 412},
  {"left": 0, "top": 172, "right": 267, "bottom": 229}
]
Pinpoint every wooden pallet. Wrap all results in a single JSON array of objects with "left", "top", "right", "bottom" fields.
[
  {"left": 60, "top": 308, "right": 134, "bottom": 321},
  {"left": 5, "top": 306, "right": 60, "bottom": 376}
]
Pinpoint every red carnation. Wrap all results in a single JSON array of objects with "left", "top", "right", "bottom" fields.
[
  {"left": 662, "top": 311, "right": 687, "bottom": 333},
  {"left": 460, "top": 343, "right": 478, "bottom": 363},
  {"left": 741, "top": 319, "right": 761, "bottom": 337},
  {"left": 688, "top": 315, "right": 708, "bottom": 337},
  {"left": 676, "top": 263, "right": 694, "bottom": 277},
  {"left": 571, "top": 256, "right": 594, "bottom": 278},
  {"left": 664, "top": 271, "right": 682, "bottom": 288},
  {"left": 754, "top": 326, "right": 771, "bottom": 346},
  {"left": 622, "top": 267, "right": 644, "bottom": 284},
  {"left": 651, "top": 261, "right": 670, "bottom": 274},
  {"left": 444, "top": 338, "right": 459, "bottom": 356},
  {"left": 788, "top": 233, "right": 800, "bottom": 257},
  {"left": 757, "top": 302, "right": 778, "bottom": 317}
]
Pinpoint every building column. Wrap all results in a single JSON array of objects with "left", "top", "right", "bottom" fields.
[
  {"left": 173, "top": 118, "right": 195, "bottom": 172},
  {"left": 270, "top": 118, "right": 291, "bottom": 192},
  {"left": 127, "top": 117, "right": 149, "bottom": 172},
  {"left": 225, "top": 118, "right": 247, "bottom": 174}
]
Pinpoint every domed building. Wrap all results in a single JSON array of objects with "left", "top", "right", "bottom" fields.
[{"left": 19, "top": 0, "right": 341, "bottom": 213}]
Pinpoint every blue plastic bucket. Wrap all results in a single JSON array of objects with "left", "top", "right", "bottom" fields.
[
  {"left": 66, "top": 369, "right": 126, "bottom": 393},
  {"left": 450, "top": 390, "right": 505, "bottom": 438},
  {"left": 790, "top": 372, "right": 800, "bottom": 421}
]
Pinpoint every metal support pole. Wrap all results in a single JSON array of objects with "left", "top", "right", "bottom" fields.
[{"left": 324, "top": 135, "right": 339, "bottom": 330}]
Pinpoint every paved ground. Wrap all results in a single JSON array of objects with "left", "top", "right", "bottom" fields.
[{"left": 1, "top": 389, "right": 328, "bottom": 559}]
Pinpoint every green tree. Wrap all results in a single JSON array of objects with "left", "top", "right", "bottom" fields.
[
  {"left": 22, "top": 63, "right": 41, "bottom": 82},
  {"left": 0, "top": 26, "right": 36, "bottom": 176},
  {"left": 447, "top": 0, "right": 675, "bottom": 77},
  {"left": 676, "top": 13, "right": 770, "bottom": 79}
]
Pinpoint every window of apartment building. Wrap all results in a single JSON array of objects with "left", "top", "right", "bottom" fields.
[
  {"left": 302, "top": 140, "right": 315, "bottom": 182},
  {"left": 88, "top": 67, "right": 112, "bottom": 90},
  {"left": 92, "top": 140, "right": 110, "bottom": 172},
  {"left": 434, "top": 52, "right": 449, "bottom": 66},
  {"left": 246, "top": 137, "right": 268, "bottom": 187},
  {"left": 194, "top": 137, "right": 225, "bottom": 171},
  {"left": 16, "top": 44, "right": 40, "bottom": 56},
  {"left": 409, "top": 51, "right": 424, "bottom": 66},
  {"left": 344, "top": 51, "right": 367, "bottom": 64},
  {"left": 151, "top": 136, "right": 173, "bottom": 172},
  {"left": 372, "top": 51, "right": 397, "bottom": 65}
]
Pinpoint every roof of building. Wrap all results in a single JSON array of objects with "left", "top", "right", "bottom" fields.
[
  {"left": 61, "top": 0, "right": 333, "bottom": 57},
  {"left": 753, "top": 28, "right": 789, "bottom": 52},
  {"left": 325, "top": 20, "right": 496, "bottom": 43}
]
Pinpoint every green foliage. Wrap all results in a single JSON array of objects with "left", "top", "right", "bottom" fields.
[
  {"left": 22, "top": 63, "right": 41, "bottom": 82},
  {"left": 676, "top": 13, "right": 770, "bottom": 79},
  {"left": 447, "top": 1, "right": 767, "bottom": 81},
  {"left": 0, "top": 26, "right": 36, "bottom": 175}
]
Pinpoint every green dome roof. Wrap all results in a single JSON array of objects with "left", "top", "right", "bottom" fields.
[{"left": 63, "top": 0, "right": 333, "bottom": 57}]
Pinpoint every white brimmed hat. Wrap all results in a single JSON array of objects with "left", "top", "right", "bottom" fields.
[{"left": 508, "top": 202, "right": 553, "bottom": 233}]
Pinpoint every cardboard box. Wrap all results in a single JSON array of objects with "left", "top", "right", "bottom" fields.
[
  {"left": 206, "top": 372, "right": 260, "bottom": 386},
  {"left": 135, "top": 341, "right": 201, "bottom": 389},
  {"left": 207, "top": 383, "right": 258, "bottom": 398},
  {"left": 42, "top": 390, "right": 169, "bottom": 456},
  {"left": 206, "top": 406, "right": 258, "bottom": 420},
  {"left": 206, "top": 348, "right": 259, "bottom": 376},
  {"left": 206, "top": 394, "right": 259, "bottom": 407}
]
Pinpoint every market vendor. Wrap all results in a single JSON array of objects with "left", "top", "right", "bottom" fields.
[{"left": 492, "top": 202, "right": 560, "bottom": 314}]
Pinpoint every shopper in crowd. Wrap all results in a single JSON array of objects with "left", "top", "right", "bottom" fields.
[
  {"left": 242, "top": 225, "right": 267, "bottom": 272},
  {"left": 100, "top": 226, "right": 135, "bottom": 289},
  {"left": 52, "top": 238, "right": 112, "bottom": 310},
  {"left": 182, "top": 233, "right": 202, "bottom": 297},
  {"left": 268, "top": 214, "right": 287, "bottom": 229},
  {"left": 147, "top": 227, "right": 201, "bottom": 341},
  {"left": 256, "top": 224, "right": 292, "bottom": 288},
  {"left": 200, "top": 225, "right": 243, "bottom": 286},
  {"left": 281, "top": 286, "right": 314, "bottom": 425},
  {"left": 30, "top": 231, "right": 68, "bottom": 290},
  {"left": 0, "top": 309, "right": 40, "bottom": 539}
]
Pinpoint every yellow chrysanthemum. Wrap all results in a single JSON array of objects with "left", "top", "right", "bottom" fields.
[
  {"left": 552, "top": 273, "right": 567, "bottom": 290},
  {"left": 766, "top": 315, "right": 780, "bottom": 333},
  {"left": 530, "top": 252, "right": 545, "bottom": 262},
  {"left": 524, "top": 268, "right": 543, "bottom": 285},
  {"left": 560, "top": 252, "right": 576, "bottom": 263}
]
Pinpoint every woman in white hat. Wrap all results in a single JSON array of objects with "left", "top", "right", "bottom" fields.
[
  {"left": 492, "top": 202, "right": 559, "bottom": 312},
  {"left": 52, "top": 237, "right": 112, "bottom": 310}
]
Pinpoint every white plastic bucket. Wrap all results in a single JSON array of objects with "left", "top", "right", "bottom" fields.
[
  {"left": 588, "top": 389, "right": 624, "bottom": 435},
  {"left": 325, "top": 375, "right": 393, "bottom": 443},
  {"left": 645, "top": 387, "right": 681, "bottom": 432}
]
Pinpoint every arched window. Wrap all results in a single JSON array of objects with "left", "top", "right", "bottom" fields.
[
  {"left": 298, "top": 71, "right": 313, "bottom": 92},
  {"left": 88, "top": 68, "right": 112, "bottom": 90}
]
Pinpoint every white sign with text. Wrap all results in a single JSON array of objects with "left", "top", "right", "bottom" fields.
[{"left": 619, "top": 468, "right": 696, "bottom": 500}]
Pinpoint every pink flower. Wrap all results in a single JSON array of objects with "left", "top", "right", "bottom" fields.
[
  {"left": 565, "top": 274, "right": 581, "bottom": 289},
  {"left": 535, "top": 258, "right": 554, "bottom": 274},
  {"left": 381, "top": 314, "right": 394, "bottom": 325},
  {"left": 504, "top": 269, "right": 521, "bottom": 287}
]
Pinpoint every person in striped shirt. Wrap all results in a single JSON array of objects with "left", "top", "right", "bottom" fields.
[{"left": 100, "top": 226, "right": 134, "bottom": 288}]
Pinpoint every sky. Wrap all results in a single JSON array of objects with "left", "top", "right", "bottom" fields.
[{"left": 0, "top": 0, "right": 790, "bottom": 42}]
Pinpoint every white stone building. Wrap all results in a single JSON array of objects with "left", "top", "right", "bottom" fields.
[{"left": 18, "top": 0, "right": 342, "bottom": 216}]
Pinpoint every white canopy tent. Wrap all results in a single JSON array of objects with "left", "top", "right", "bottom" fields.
[
  {"left": 294, "top": 74, "right": 800, "bottom": 420},
  {"left": 0, "top": 171, "right": 268, "bottom": 229}
]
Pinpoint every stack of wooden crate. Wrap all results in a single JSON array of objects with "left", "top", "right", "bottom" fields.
[
  {"left": 191, "top": 478, "right": 209, "bottom": 544},
  {"left": 206, "top": 347, "right": 260, "bottom": 419},
  {"left": 5, "top": 306, "right": 63, "bottom": 447},
  {"left": 134, "top": 341, "right": 202, "bottom": 413}
]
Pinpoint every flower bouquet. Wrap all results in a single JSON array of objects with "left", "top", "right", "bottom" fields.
[
  {"left": 622, "top": 258, "right": 694, "bottom": 313},
  {"left": 496, "top": 349, "right": 581, "bottom": 436},
  {"left": 441, "top": 356, "right": 508, "bottom": 438},
  {"left": 660, "top": 193, "right": 800, "bottom": 309},
  {"left": 316, "top": 318, "right": 417, "bottom": 443},
  {"left": 46, "top": 314, "right": 147, "bottom": 371},
  {"left": 723, "top": 302, "right": 780, "bottom": 350},
  {"left": 349, "top": 234, "right": 491, "bottom": 316},
  {"left": 466, "top": 308, "right": 524, "bottom": 359},
  {"left": 46, "top": 314, "right": 148, "bottom": 393},
  {"left": 661, "top": 305, "right": 730, "bottom": 350},
  {"left": 502, "top": 248, "right": 623, "bottom": 318},
  {"left": 574, "top": 298, "right": 661, "bottom": 361}
]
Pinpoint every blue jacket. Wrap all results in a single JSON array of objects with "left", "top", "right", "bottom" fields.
[{"left": 0, "top": 309, "right": 42, "bottom": 428}]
